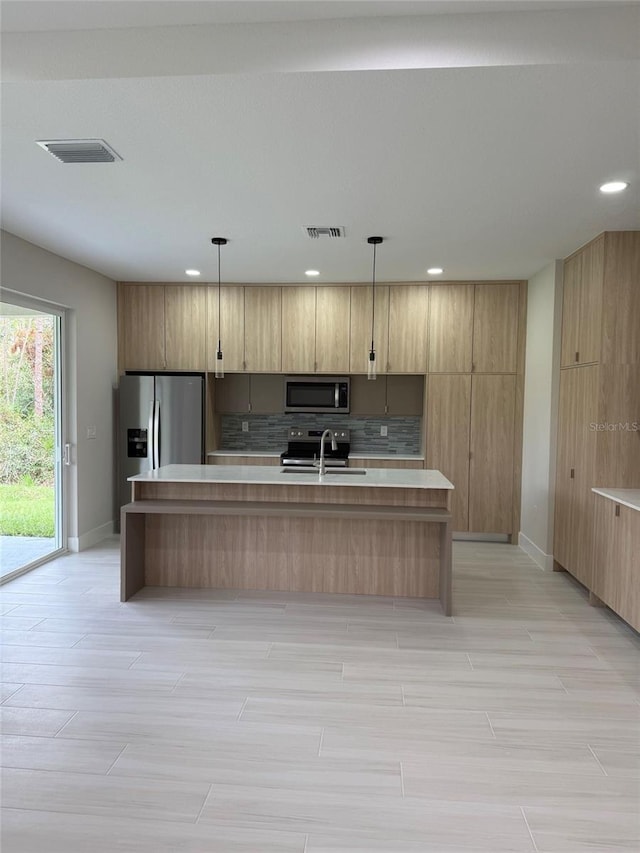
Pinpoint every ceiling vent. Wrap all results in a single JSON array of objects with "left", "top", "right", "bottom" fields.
[
  {"left": 304, "top": 226, "right": 346, "bottom": 239},
  {"left": 36, "top": 139, "right": 122, "bottom": 164}
]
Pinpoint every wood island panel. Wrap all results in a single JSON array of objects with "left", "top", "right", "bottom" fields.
[{"left": 134, "top": 481, "right": 450, "bottom": 509}]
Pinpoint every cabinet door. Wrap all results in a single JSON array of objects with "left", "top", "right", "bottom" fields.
[
  {"left": 121, "top": 285, "right": 165, "bottom": 370},
  {"left": 472, "top": 284, "right": 519, "bottom": 373},
  {"left": 249, "top": 374, "right": 284, "bottom": 413},
  {"left": 553, "top": 365, "right": 599, "bottom": 584},
  {"left": 560, "top": 253, "right": 582, "bottom": 368},
  {"left": 315, "top": 287, "right": 351, "bottom": 373},
  {"left": 469, "top": 374, "right": 516, "bottom": 533},
  {"left": 426, "top": 374, "right": 471, "bottom": 531},
  {"left": 244, "top": 287, "right": 282, "bottom": 372},
  {"left": 388, "top": 285, "right": 429, "bottom": 373},
  {"left": 281, "top": 287, "right": 315, "bottom": 374},
  {"left": 428, "top": 285, "right": 474, "bottom": 372},
  {"left": 386, "top": 375, "right": 424, "bottom": 416},
  {"left": 207, "top": 286, "right": 245, "bottom": 372},
  {"left": 617, "top": 505, "right": 640, "bottom": 631},
  {"left": 349, "top": 285, "right": 389, "bottom": 374},
  {"left": 553, "top": 369, "right": 577, "bottom": 571},
  {"left": 165, "top": 286, "right": 207, "bottom": 370},
  {"left": 350, "top": 375, "right": 387, "bottom": 415},
  {"left": 214, "top": 374, "right": 250, "bottom": 413},
  {"left": 591, "top": 494, "right": 620, "bottom": 607},
  {"left": 577, "top": 235, "right": 604, "bottom": 365}
]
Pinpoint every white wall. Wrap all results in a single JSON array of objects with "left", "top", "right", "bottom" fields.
[
  {"left": 1, "top": 230, "right": 117, "bottom": 550},
  {"left": 519, "top": 260, "right": 563, "bottom": 569}
]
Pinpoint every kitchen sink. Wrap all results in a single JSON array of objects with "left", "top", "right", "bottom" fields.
[{"left": 280, "top": 467, "right": 367, "bottom": 476}]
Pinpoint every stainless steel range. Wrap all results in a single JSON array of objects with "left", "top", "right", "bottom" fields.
[{"left": 280, "top": 427, "right": 350, "bottom": 468}]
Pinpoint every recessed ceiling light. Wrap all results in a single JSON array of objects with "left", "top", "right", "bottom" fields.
[
  {"left": 185, "top": 269, "right": 201, "bottom": 276},
  {"left": 599, "top": 181, "right": 629, "bottom": 194},
  {"left": 305, "top": 270, "right": 320, "bottom": 277},
  {"left": 427, "top": 267, "right": 444, "bottom": 275}
]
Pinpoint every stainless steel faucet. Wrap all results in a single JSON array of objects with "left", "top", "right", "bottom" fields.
[{"left": 316, "top": 428, "right": 338, "bottom": 477}]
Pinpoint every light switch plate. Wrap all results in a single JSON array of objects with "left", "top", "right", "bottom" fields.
[
  {"left": 380, "top": 425, "right": 388, "bottom": 437},
  {"left": 242, "top": 421, "right": 249, "bottom": 432},
  {"left": 86, "top": 426, "right": 97, "bottom": 440}
]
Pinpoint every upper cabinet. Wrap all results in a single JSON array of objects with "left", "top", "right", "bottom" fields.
[
  {"left": 120, "top": 284, "right": 166, "bottom": 371},
  {"left": 315, "top": 287, "right": 351, "bottom": 373},
  {"left": 282, "top": 287, "right": 315, "bottom": 373},
  {"left": 350, "top": 285, "right": 389, "bottom": 375},
  {"left": 428, "top": 285, "right": 474, "bottom": 372},
  {"left": 472, "top": 283, "right": 520, "bottom": 373},
  {"left": 165, "top": 286, "right": 207, "bottom": 370},
  {"left": 244, "top": 287, "right": 282, "bottom": 372},
  {"left": 281, "top": 286, "right": 351, "bottom": 374},
  {"left": 388, "top": 285, "right": 429, "bottom": 373},
  {"left": 561, "top": 235, "right": 604, "bottom": 367},
  {"left": 207, "top": 285, "right": 245, "bottom": 373}
]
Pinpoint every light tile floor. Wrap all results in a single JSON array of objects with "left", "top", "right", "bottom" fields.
[{"left": 0, "top": 540, "right": 638, "bottom": 851}]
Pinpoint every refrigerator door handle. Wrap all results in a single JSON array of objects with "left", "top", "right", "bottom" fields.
[{"left": 153, "top": 399, "right": 161, "bottom": 469}]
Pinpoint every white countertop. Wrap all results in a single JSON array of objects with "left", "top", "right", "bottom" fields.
[
  {"left": 130, "top": 464, "right": 453, "bottom": 491},
  {"left": 592, "top": 488, "right": 640, "bottom": 513}
]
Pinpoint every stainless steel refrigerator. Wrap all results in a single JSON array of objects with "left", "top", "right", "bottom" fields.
[{"left": 117, "top": 373, "right": 204, "bottom": 511}]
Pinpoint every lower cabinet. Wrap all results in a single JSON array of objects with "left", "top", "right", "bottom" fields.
[
  {"left": 208, "top": 455, "right": 280, "bottom": 466},
  {"left": 351, "top": 458, "right": 423, "bottom": 470},
  {"left": 592, "top": 493, "right": 640, "bottom": 631}
]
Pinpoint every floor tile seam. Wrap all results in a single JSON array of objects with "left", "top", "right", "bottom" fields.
[
  {"left": 519, "top": 805, "right": 540, "bottom": 851},
  {"left": 0, "top": 800, "right": 202, "bottom": 825},
  {"left": 587, "top": 745, "right": 609, "bottom": 777},
  {"left": 317, "top": 728, "right": 324, "bottom": 757},
  {"left": 485, "top": 712, "right": 497, "bottom": 739},
  {"left": 193, "top": 781, "right": 215, "bottom": 823},
  {"left": 0, "top": 684, "right": 25, "bottom": 703},
  {"left": 52, "top": 710, "right": 79, "bottom": 737},
  {"left": 104, "top": 742, "right": 131, "bottom": 776}
]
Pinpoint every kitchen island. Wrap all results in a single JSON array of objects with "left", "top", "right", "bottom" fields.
[{"left": 121, "top": 465, "right": 454, "bottom": 614}]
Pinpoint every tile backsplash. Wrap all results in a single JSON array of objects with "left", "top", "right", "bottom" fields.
[{"left": 221, "top": 414, "right": 422, "bottom": 455}]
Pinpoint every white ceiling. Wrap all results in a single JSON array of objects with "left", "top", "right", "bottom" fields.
[{"left": 1, "top": 2, "right": 639, "bottom": 283}]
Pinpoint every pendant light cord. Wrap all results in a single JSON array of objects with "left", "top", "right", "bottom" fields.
[
  {"left": 371, "top": 241, "right": 377, "bottom": 353},
  {"left": 217, "top": 241, "right": 221, "bottom": 353}
]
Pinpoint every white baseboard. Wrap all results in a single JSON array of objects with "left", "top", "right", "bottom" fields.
[
  {"left": 68, "top": 520, "right": 114, "bottom": 553},
  {"left": 518, "top": 531, "right": 554, "bottom": 571}
]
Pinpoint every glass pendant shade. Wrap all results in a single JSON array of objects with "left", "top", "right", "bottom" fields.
[
  {"left": 215, "top": 346, "right": 224, "bottom": 379},
  {"left": 367, "top": 348, "right": 377, "bottom": 380}
]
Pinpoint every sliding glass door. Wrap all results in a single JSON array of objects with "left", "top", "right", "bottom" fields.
[{"left": 0, "top": 298, "right": 64, "bottom": 580}]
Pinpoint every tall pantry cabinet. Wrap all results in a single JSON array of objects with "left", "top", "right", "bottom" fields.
[{"left": 554, "top": 232, "right": 640, "bottom": 586}]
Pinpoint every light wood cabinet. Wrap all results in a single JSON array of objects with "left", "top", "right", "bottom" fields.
[
  {"left": 244, "top": 287, "right": 282, "bottom": 372},
  {"left": 208, "top": 455, "right": 280, "bottom": 466},
  {"left": 120, "top": 285, "right": 165, "bottom": 370},
  {"left": 352, "top": 458, "right": 423, "bottom": 470},
  {"left": 592, "top": 494, "right": 640, "bottom": 632},
  {"left": 561, "top": 235, "right": 604, "bottom": 367},
  {"left": 428, "top": 285, "right": 474, "bottom": 372},
  {"left": 350, "top": 285, "right": 389, "bottom": 374},
  {"left": 164, "top": 286, "right": 207, "bottom": 370},
  {"left": 214, "top": 374, "right": 283, "bottom": 414},
  {"left": 554, "top": 365, "right": 599, "bottom": 586},
  {"left": 468, "top": 374, "right": 516, "bottom": 533},
  {"left": 207, "top": 286, "right": 245, "bottom": 372},
  {"left": 388, "top": 285, "right": 429, "bottom": 373},
  {"left": 350, "top": 375, "right": 423, "bottom": 416},
  {"left": 472, "top": 284, "right": 519, "bottom": 373},
  {"left": 281, "top": 287, "right": 316, "bottom": 373},
  {"left": 426, "top": 374, "right": 471, "bottom": 531},
  {"left": 554, "top": 232, "right": 640, "bottom": 591},
  {"left": 315, "top": 287, "right": 351, "bottom": 373}
]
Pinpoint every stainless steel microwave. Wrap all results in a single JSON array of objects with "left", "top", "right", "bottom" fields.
[{"left": 284, "top": 376, "right": 350, "bottom": 414}]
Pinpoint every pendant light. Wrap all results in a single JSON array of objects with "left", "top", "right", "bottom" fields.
[
  {"left": 367, "top": 236, "right": 383, "bottom": 380},
  {"left": 211, "top": 237, "right": 228, "bottom": 379}
]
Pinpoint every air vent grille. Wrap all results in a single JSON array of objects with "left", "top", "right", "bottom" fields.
[
  {"left": 36, "top": 139, "right": 122, "bottom": 164},
  {"left": 304, "top": 226, "right": 345, "bottom": 239}
]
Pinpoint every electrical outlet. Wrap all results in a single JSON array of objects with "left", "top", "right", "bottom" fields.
[
  {"left": 380, "top": 425, "right": 388, "bottom": 437},
  {"left": 86, "top": 426, "right": 97, "bottom": 440},
  {"left": 242, "top": 421, "right": 249, "bottom": 433}
]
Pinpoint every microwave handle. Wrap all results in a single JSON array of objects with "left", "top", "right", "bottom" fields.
[{"left": 335, "top": 384, "right": 339, "bottom": 408}]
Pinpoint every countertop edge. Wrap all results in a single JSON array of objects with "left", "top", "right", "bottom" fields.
[{"left": 592, "top": 488, "right": 640, "bottom": 513}]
